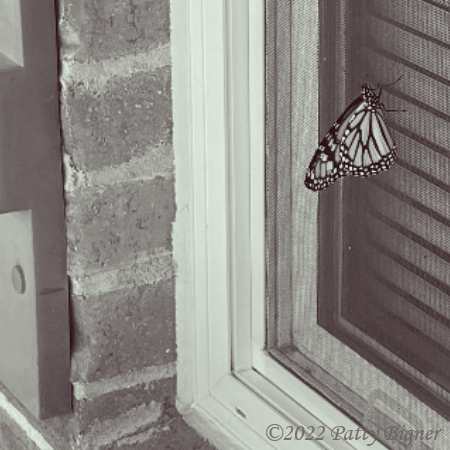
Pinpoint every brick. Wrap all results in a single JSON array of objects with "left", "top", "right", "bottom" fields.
[
  {"left": 74, "top": 378, "right": 214, "bottom": 450},
  {"left": 71, "top": 279, "right": 176, "bottom": 382},
  {"left": 61, "top": 67, "right": 172, "bottom": 172},
  {"left": 60, "top": 0, "right": 170, "bottom": 62},
  {"left": 66, "top": 177, "right": 175, "bottom": 273},
  {"left": 75, "top": 377, "right": 175, "bottom": 435},
  {"left": 101, "top": 416, "right": 216, "bottom": 450}
]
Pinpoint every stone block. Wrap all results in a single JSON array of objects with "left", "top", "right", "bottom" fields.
[
  {"left": 71, "top": 279, "right": 176, "bottom": 382},
  {"left": 75, "top": 377, "right": 175, "bottom": 436},
  {"left": 66, "top": 177, "right": 175, "bottom": 273},
  {"left": 59, "top": 0, "right": 170, "bottom": 62},
  {"left": 61, "top": 67, "right": 172, "bottom": 172}
]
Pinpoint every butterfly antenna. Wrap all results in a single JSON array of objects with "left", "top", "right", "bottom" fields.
[
  {"left": 384, "top": 108, "right": 408, "bottom": 113},
  {"left": 380, "top": 75, "right": 404, "bottom": 89},
  {"left": 377, "top": 75, "right": 404, "bottom": 96}
]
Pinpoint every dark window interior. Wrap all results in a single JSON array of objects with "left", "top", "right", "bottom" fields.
[{"left": 318, "top": 0, "right": 450, "bottom": 419}]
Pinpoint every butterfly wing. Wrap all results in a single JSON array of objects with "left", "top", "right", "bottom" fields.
[
  {"left": 304, "top": 97, "right": 365, "bottom": 191},
  {"left": 340, "top": 107, "right": 397, "bottom": 177}
]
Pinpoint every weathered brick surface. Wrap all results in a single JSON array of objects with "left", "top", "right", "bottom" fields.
[
  {"left": 0, "top": 386, "right": 78, "bottom": 450},
  {"left": 0, "top": 418, "right": 36, "bottom": 450},
  {"left": 99, "top": 415, "right": 216, "bottom": 450},
  {"left": 60, "top": 0, "right": 170, "bottom": 62},
  {"left": 75, "top": 377, "right": 175, "bottom": 435},
  {"left": 0, "top": 404, "right": 76, "bottom": 450},
  {"left": 71, "top": 279, "right": 176, "bottom": 382},
  {"left": 61, "top": 67, "right": 172, "bottom": 172},
  {"left": 145, "top": 416, "right": 217, "bottom": 450},
  {"left": 66, "top": 177, "right": 175, "bottom": 272}
]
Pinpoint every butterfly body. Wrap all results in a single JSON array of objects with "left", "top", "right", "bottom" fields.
[{"left": 305, "top": 84, "right": 397, "bottom": 191}]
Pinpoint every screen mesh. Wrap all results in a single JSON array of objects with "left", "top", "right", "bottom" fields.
[
  {"left": 338, "top": 0, "right": 450, "bottom": 403},
  {"left": 265, "top": 0, "right": 449, "bottom": 446}
]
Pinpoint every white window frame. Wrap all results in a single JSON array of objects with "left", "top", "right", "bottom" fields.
[{"left": 171, "top": 1, "right": 387, "bottom": 448}]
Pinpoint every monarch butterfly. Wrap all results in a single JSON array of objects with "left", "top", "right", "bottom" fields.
[{"left": 304, "top": 83, "right": 398, "bottom": 192}]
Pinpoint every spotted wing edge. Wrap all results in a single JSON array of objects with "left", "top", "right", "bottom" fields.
[{"left": 304, "top": 96, "right": 364, "bottom": 192}]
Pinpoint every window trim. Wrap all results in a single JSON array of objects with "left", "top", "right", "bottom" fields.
[{"left": 171, "top": 1, "right": 387, "bottom": 448}]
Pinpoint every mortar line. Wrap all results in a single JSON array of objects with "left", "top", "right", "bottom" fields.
[
  {"left": 69, "top": 251, "right": 174, "bottom": 297},
  {"left": 73, "top": 362, "right": 176, "bottom": 400},
  {"left": 63, "top": 145, "right": 174, "bottom": 193},
  {"left": 61, "top": 44, "right": 171, "bottom": 94}
]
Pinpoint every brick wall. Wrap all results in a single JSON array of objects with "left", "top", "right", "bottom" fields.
[{"left": 0, "top": 1, "right": 214, "bottom": 449}]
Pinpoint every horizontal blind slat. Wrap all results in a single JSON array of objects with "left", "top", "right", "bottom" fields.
[
  {"left": 365, "top": 245, "right": 450, "bottom": 319},
  {"left": 383, "top": 92, "right": 450, "bottom": 150},
  {"left": 368, "top": 16, "right": 450, "bottom": 80},
  {"left": 369, "top": 0, "right": 449, "bottom": 44},
  {"left": 365, "top": 274, "right": 450, "bottom": 351},
  {"left": 393, "top": 133, "right": 450, "bottom": 184},
  {"left": 366, "top": 214, "right": 450, "bottom": 284},
  {"left": 366, "top": 49, "right": 450, "bottom": 114},
  {"left": 371, "top": 166, "right": 450, "bottom": 218},
  {"left": 368, "top": 184, "right": 450, "bottom": 252}
]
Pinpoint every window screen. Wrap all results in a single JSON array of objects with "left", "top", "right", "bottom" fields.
[
  {"left": 265, "top": 0, "right": 449, "bottom": 445},
  {"left": 318, "top": 0, "right": 450, "bottom": 418}
]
